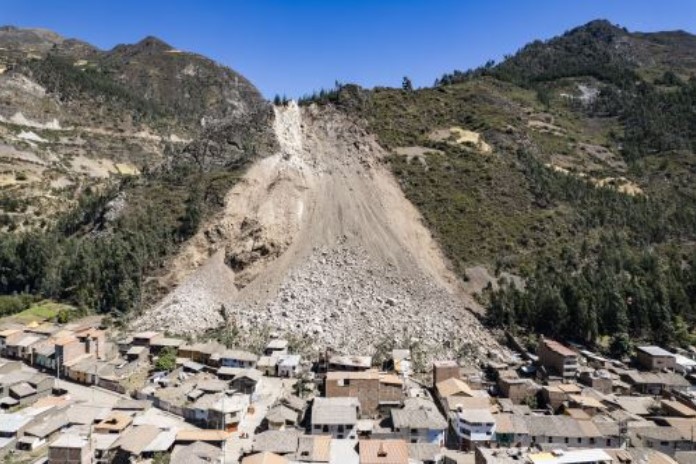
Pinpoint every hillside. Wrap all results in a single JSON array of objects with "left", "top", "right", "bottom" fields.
[
  {"left": 314, "top": 20, "right": 696, "bottom": 354},
  {"left": 1, "top": 21, "right": 696, "bottom": 361}
]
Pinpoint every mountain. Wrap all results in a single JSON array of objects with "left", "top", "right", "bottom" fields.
[
  {"left": 320, "top": 20, "right": 696, "bottom": 354},
  {"left": 2, "top": 21, "right": 696, "bottom": 360}
]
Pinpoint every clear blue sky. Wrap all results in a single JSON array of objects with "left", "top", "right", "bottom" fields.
[{"left": 3, "top": 0, "right": 696, "bottom": 98}]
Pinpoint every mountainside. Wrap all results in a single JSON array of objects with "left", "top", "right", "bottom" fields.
[
  {"left": 1, "top": 20, "right": 696, "bottom": 363},
  {"left": 0, "top": 25, "right": 272, "bottom": 231},
  {"left": 321, "top": 20, "right": 696, "bottom": 354}
]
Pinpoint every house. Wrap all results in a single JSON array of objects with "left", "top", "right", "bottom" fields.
[
  {"left": 433, "top": 360, "right": 460, "bottom": 386},
  {"left": 0, "top": 413, "right": 34, "bottom": 439},
  {"left": 219, "top": 349, "right": 259, "bottom": 369},
  {"left": 620, "top": 371, "right": 690, "bottom": 395},
  {"left": 54, "top": 337, "right": 86, "bottom": 373},
  {"left": 175, "top": 429, "right": 230, "bottom": 447},
  {"left": 452, "top": 407, "right": 496, "bottom": 451},
  {"left": 141, "top": 429, "right": 177, "bottom": 459},
  {"left": 266, "top": 404, "right": 300, "bottom": 430},
  {"left": 33, "top": 341, "right": 57, "bottom": 370},
  {"left": 230, "top": 368, "right": 263, "bottom": 395},
  {"left": 390, "top": 398, "right": 447, "bottom": 445},
  {"left": 149, "top": 337, "right": 184, "bottom": 356},
  {"left": 311, "top": 397, "right": 360, "bottom": 439},
  {"left": 497, "top": 372, "right": 539, "bottom": 405},
  {"left": 294, "top": 435, "right": 331, "bottom": 462},
  {"left": 112, "top": 425, "right": 162, "bottom": 462},
  {"left": 252, "top": 430, "right": 302, "bottom": 456},
  {"left": 325, "top": 370, "right": 403, "bottom": 417},
  {"left": 578, "top": 370, "right": 613, "bottom": 394},
  {"left": 408, "top": 443, "right": 442, "bottom": 464},
  {"left": 662, "top": 400, "right": 696, "bottom": 418},
  {"left": 6, "top": 334, "right": 42, "bottom": 361},
  {"left": 278, "top": 355, "right": 301, "bottom": 378},
  {"left": 632, "top": 426, "right": 692, "bottom": 456},
  {"left": 265, "top": 339, "right": 289, "bottom": 356},
  {"left": 75, "top": 328, "right": 106, "bottom": 360},
  {"left": 131, "top": 331, "right": 163, "bottom": 347},
  {"left": 636, "top": 346, "right": 676, "bottom": 371},
  {"left": 171, "top": 441, "right": 222, "bottom": 464},
  {"left": 494, "top": 414, "right": 530, "bottom": 447},
  {"left": 94, "top": 412, "right": 133, "bottom": 434},
  {"left": 435, "top": 377, "right": 474, "bottom": 407},
  {"left": 178, "top": 342, "right": 226, "bottom": 365},
  {"left": 475, "top": 447, "right": 614, "bottom": 464},
  {"left": 258, "top": 356, "right": 279, "bottom": 377},
  {"left": 359, "top": 439, "right": 409, "bottom": 464},
  {"left": 0, "top": 329, "right": 23, "bottom": 356},
  {"left": 21, "top": 412, "right": 69, "bottom": 451},
  {"left": 538, "top": 338, "right": 578, "bottom": 380},
  {"left": 524, "top": 415, "right": 608, "bottom": 449},
  {"left": 126, "top": 345, "right": 149, "bottom": 363},
  {"left": 207, "top": 393, "right": 250, "bottom": 431},
  {"left": 48, "top": 434, "right": 91, "bottom": 464},
  {"left": 328, "top": 355, "right": 372, "bottom": 372}
]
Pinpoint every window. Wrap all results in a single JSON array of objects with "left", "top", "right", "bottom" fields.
[
  {"left": 606, "top": 439, "right": 611, "bottom": 447},
  {"left": 548, "top": 437, "right": 553, "bottom": 443},
  {"left": 590, "top": 438, "right": 595, "bottom": 445},
  {"left": 660, "top": 441, "right": 669, "bottom": 446},
  {"left": 314, "top": 425, "right": 321, "bottom": 430},
  {"left": 337, "top": 435, "right": 343, "bottom": 439},
  {"left": 411, "top": 439, "right": 417, "bottom": 444},
  {"left": 577, "top": 438, "right": 582, "bottom": 444},
  {"left": 411, "top": 429, "right": 418, "bottom": 435},
  {"left": 564, "top": 438, "right": 569, "bottom": 444},
  {"left": 322, "top": 425, "right": 328, "bottom": 433},
  {"left": 338, "top": 425, "right": 344, "bottom": 433}
]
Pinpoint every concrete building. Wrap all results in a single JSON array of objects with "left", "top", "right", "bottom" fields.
[
  {"left": 433, "top": 360, "right": 459, "bottom": 386},
  {"left": 636, "top": 346, "right": 676, "bottom": 372},
  {"left": 48, "top": 434, "right": 91, "bottom": 464},
  {"left": 538, "top": 338, "right": 578, "bottom": 380},
  {"left": 452, "top": 407, "right": 496, "bottom": 451},
  {"left": 311, "top": 397, "right": 360, "bottom": 439},
  {"left": 325, "top": 370, "right": 403, "bottom": 417},
  {"left": 390, "top": 398, "right": 447, "bottom": 445}
]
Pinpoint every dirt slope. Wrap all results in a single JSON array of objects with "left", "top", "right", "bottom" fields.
[{"left": 137, "top": 102, "right": 506, "bottom": 361}]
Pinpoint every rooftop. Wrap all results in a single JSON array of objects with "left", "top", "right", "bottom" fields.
[
  {"left": 359, "top": 439, "right": 409, "bottom": 464},
  {"left": 312, "top": 397, "right": 360, "bottom": 425},
  {"left": 50, "top": 434, "right": 88, "bottom": 449},
  {"left": 637, "top": 346, "right": 674, "bottom": 357},
  {"left": 542, "top": 339, "right": 576, "bottom": 357}
]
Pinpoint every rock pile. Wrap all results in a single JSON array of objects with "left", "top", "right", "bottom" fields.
[{"left": 230, "top": 242, "right": 508, "bottom": 364}]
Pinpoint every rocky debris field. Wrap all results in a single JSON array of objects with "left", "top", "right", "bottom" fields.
[{"left": 230, "top": 242, "right": 510, "bottom": 365}]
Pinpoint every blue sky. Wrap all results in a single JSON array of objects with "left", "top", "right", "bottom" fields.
[{"left": 3, "top": 1, "right": 696, "bottom": 98}]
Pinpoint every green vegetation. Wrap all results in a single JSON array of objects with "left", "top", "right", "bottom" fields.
[
  {"left": 0, "top": 165, "right": 244, "bottom": 318},
  {"left": 155, "top": 347, "right": 177, "bottom": 372},
  {"left": 334, "top": 20, "right": 696, "bottom": 351}
]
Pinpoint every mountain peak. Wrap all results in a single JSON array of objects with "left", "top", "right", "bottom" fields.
[
  {"left": 566, "top": 19, "right": 627, "bottom": 41},
  {"left": 109, "top": 35, "right": 173, "bottom": 56}
]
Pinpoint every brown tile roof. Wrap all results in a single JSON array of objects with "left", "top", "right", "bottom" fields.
[
  {"left": 359, "top": 439, "right": 409, "bottom": 464},
  {"left": 295, "top": 435, "right": 331, "bottom": 462},
  {"left": 543, "top": 339, "right": 576, "bottom": 357},
  {"left": 436, "top": 378, "right": 474, "bottom": 398},
  {"left": 242, "top": 452, "right": 289, "bottom": 464},
  {"left": 175, "top": 429, "right": 230, "bottom": 442}
]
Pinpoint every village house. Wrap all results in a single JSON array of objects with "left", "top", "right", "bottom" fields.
[
  {"left": 149, "top": 337, "right": 184, "bottom": 356},
  {"left": 328, "top": 355, "right": 372, "bottom": 372},
  {"left": 178, "top": 341, "right": 226, "bottom": 365},
  {"left": 578, "top": 370, "right": 613, "bottom": 394},
  {"left": 325, "top": 370, "right": 403, "bottom": 417},
  {"left": 54, "top": 337, "right": 86, "bottom": 373},
  {"left": 359, "top": 439, "right": 409, "bottom": 464},
  {"left": 131, "top": 331, "right": 163, "bottom": 347},
  {"left": 452, "top": 407, "right": 496, "bottom": 451},
  {"left": 390, "top": 397, "right": 447, "bottom": 445},
  {"left": 257, "top": 356, "right": 278, "bottom": 377},
  {"left": 266, "top": 404, "right": 300, "bottom": 430},
  {"left": 6, "top": 334, "right": 42, "bottom": 361},
  {"left": 219, "top": 349, "right": 259, "bottom": 369},
  {"left": 94, "top": 412, "right": 133, "bottom": 434},
  {"left": 497, "top": 370, "right": 540, "bottom": 405},
  {"left": 494, "top": 414, "right": 531, "bottom": 447},
  {"left": 636, "top": 346, "right": 676, "bottom": 372},
  {"left": 433, "top": 360, "right": 460, "bottom": 386},
  {"left": 311, "top": 397, "right": 360, "bottom": 439},
  {"left": 75, "top": 328, "right": 107, "bottom": 360},
  {"left": 277, "top": 354, "right": 301, "bottom": 378},
  {"left": 230, "top": 368, "right": 263, "bottom": 395},
  {"left": 620, "top": 370, "right": 690, "bottom": 395},
  {"left": 632, "top": 425, "right": 692, "bottom": 456},
  {"left": 0, "top": 329, "right": 23, "bottom": 356},
  {"left": 48, "top": 434, "right": 91, "bottom": 464},
  {"left": 264, "top": 339, "right": 289, "bottom": 357},
  {"left": 524, "top": 415, "right": 607, "bottom": 449},
  {"left": 538, "top": 338, "right": 578, "bottom": 380}
]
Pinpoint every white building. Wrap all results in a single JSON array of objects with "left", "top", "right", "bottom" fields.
[
  {"left": 277, "top": 355, "right": 301, "bottom": 378},
  {"left": 453, "top": 407, "right": 495, "bottom": 450},
  {"left": 311, "top": 397, "right": 360, "bottom": 439}
]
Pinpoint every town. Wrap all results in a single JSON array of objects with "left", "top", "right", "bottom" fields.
[{"left": 1, "top": 316, "right": 696, "bottom": 464}]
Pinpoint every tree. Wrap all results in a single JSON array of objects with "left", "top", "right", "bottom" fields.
[
  {"left": 402, "top": 76, "right": 413, "bottom": 92},
  {"left": 155, "top": 347, "right": 177, "bottom": 372}
]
